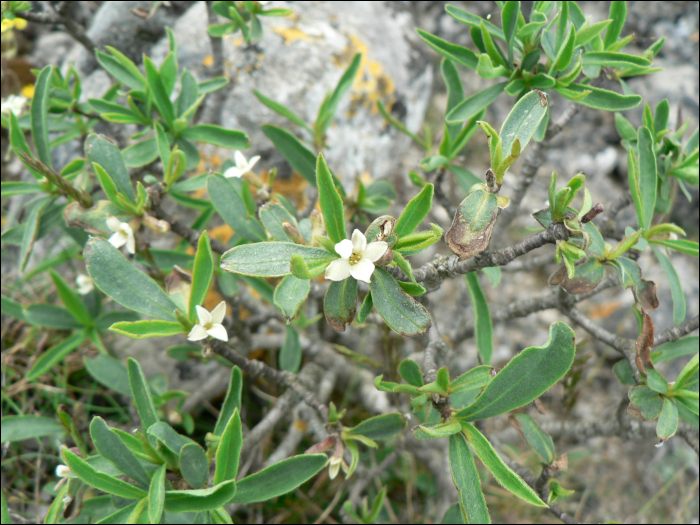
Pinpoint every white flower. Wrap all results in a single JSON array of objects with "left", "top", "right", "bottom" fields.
[
  {"left": 187, "top": 301, "right": 228, "bottom": 342},
  {"left": 76, "top": 274, "right": 94, "bottom": 294},
  {"left": 1, "top": 94, "right": 28, "bottom": 116},
  {"left": 55, "top": 464, "right": 71, "bottom": 477},
  {"left": 324, "top": 229, "right": 388, "bottom": 284},
  {"left": 106, "top": 215, "right": 136, "bottom": 254},
  {"left": 224, "top": 151, "right": 261, "bottom": 178}
]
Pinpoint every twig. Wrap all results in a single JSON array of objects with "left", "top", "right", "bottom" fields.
[
  {"left": 653, "top": 315, "right": 699, "bottom": 346},
  {"left": 422, "top": 319, "right": 445, "bottom": 385},
  {"left": 431, "top": 165, "right": 456, "bottom": 218},
  {"left": 598, "top": 193, "right": 632, "bottom": 239},
  {"left": 20, "top": 2, "right": 96, "bottom": 55},
  {"left": 394, "top": 222, "right": 569, "bottom": 290}
]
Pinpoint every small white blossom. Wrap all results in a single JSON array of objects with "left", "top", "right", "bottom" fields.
[
  {"left": 1, "top": 94, "right": 28, "bottom": 116},
  {"left": 76, "top": 274, "right": 94, "bottom": 294},
  {"left": 324, "top": 229, "right": 388, "bottom": 284},
  {"left": 106, "top": 215, "right": 136, "bottom": 254},
  {"left": 187, "top": 301, "right": 228, "bottom": 342},
  {"left": 224, "top": 151, "right": 261, "bottom": 178},
  {"left": 55, "top": 464, "right": 71, "bottom": 477}
]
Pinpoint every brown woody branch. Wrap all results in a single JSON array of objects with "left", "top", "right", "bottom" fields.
[{"left": 20, "top": 2, "right": 96, "bottom": 55}]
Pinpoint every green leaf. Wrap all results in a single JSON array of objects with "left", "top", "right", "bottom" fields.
[
  {"left": 262, "top": 125, "right": 317, "bottom": 186},
  {"left": 442, "top": 59, "right": 465, "bottom": 142},
  {"left": 1, "top": 295, "right": 25, "bottom": 321},
  {"left": 324, "top": 278, "right": 357, "bottom": 332},
  {"left": 0, "top": 415, "right": 65, "bottom": 442},
  {"left": 652, "top": 246, "right": 685, "bottom": 325},
  {"left": 180, "top": 125, "right": 250, "bottom": 149},
  {"left": 346, "top": 413, "right": 407, "bottom": 440},
  {"left": 652, "top": 336, "right": 699, "bottom": 364},
  {"left": 31, "top": 65, "right": 53, "bottom": 168},
  {"left": 461, "top": 422, "right": 546, "bottom": 507},
  {"left": 675, "top": 354, "right": 699, "bottom": 391},
  {"left": 414, "top": 420, "right": 462, "bottom": 439},
  {"left": 582, "top": 51, "right": 651, "bottom": 68},
  {"left": 449, "top": 365, "right": 493, "bottom": 394},
  {"left": 417, "top": 29, "right": 478, "bottom": 69},
  {"left": 442, "top": 504, "right": 465, "bottom": 525},
  {"left": 499, "top": 90, "right": 548, "bottom": 158},
  {"left": 180, "top": 443, "right": 209, "bottom": 489},
  {"left": 575, "top": 19, "right": 613, "bottom": 47},
  {"left": 399, "top": 359, "right": 424, "bottom": 387},
  {"left": 221, "top": 242, "right": 334, "bottom": 277},
  {"left": 274, "top": 275, "right": 310, "bottom": 322},
  {"left": 501, "top": 0, "right": 520, "bottom": 61},
  {"left": 1, "top": 181, "right": 44, "bottom": 196},
  {"left": 445, "top": 188, "right": 498, "bottom": 261},
  {"left": 646, "top": 368, "right": 668, "bottom": 394},
  {"left": 85, "top": 134, "right": 135, "bottom": 202},
  {"left": 27, "top": 332, "right": 87, "bottom": 381},
  {"left": 148, "top": 464, "right": 166, "bottom": 525},
  {"left": 213, "top": 366, "right": 243, "bottom": 437},
  {"left": 627, "top": 385, "right": 664, "bottom": 421},
  {"left": 207, "top": 174, "right": 267, "bottom": 242},
  {"left": 1, "top": 490, "right": 10, "bottom": 525},
  {"left": 24, "top": 304, "right": 84, "bottom": 330},
  {"left": 649, "top": 239, "right": 698, "bottom": 257},
  {"left": 49, "top": 270, "right": 92, "bottom": 325},
  {"left": 279, "top": 325, "right": 302, "bottom": 372},
  {"left": 370, "top": 268, "right": 431, "bottom": 336},
  {"left": 109, "top": 320, "right": 185, "bottom": 338},
  {"left": 556, "top": 83, "right": 641, "bottom": 110},
  {"left": 62, "top": 447, "right": 147, "bottom": 500},
  {"left": 122, "top": 137, "right": 159, "bottom": 168},
  {"left": 476, "top": 53, "right": 509, "bottom": 78},
  {"left": 357, "top": 291, "right": 374, "bottom": 323},
  {"left": 465, "top": 273, "right": 493, "bottom": 365},
  {"left": 318, "top": 53, "right": 361, "bottom": 134},
  {"left": 85, "top": 354, "right": 132, "bottom": 397},
  {"left": 164, "top": 481, "right": 237, "bottom": 513},
  {"left": 90, "top": 417, "right": 151, "bottom": 487},
  {"left": 510, "top": 414, "right": 555, "bottom": 463},
  {"left": 144, "top": 56, "right": 175, "bottom": 126},
  {"left": 19, "top": 197, "right": 46, "bottom": 272},
  {"left": 457, "top": 322, "right": 575, "bottom": 420},
  {"left": 232, "top": 455, "right": 327, "bottom": 504},
  {"left": 85, "top": 238, "right": 179, "bottom": 321},
  {"left": 316, "top": 153, "right": 346, "bottom": 243},
  {"left": 189, "top": 233, "right": 214, "bottom": 322},
  {"left": 148, "top": 422, "right": 196, "bottom": 457},
  {"left": 446, "top": 5, "right": 505, "bottom": 40},
  {"left": 637, "top": 126, "right": 657, "bottom": 230},
  {"left": 553, "top": 26, "right": 576, "bottom": 71},
  {"left": 127, "top": 357, "right": 159, "bottom": 434},
  {"left": 446, "top": 82, "right": 507, "bottom": 123},
  {"left": 449, "top": 432, "right": 490, "bottom": 524},
  {"left": 96, "top": 47, "right": 146, "bottom": 90},
  {"left": 214, "top": 408, "right": 243, "bottom": 485},
  {"left": 253, "top": 89, "right": 312, "bottom": 133},
  {"left": 603, "top": 1, "right": 627, "bottom": 49},
  {"left": 377, "top": 100, "right": 426, "bottom": 148},
  {"left": 395, "top": 184, "right": 434, "bottom": 237},
  {"left": 657, "top": 398, "right": 678, "bottom": 441}
]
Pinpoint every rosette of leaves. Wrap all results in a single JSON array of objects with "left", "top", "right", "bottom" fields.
[
  {"left": 45, "top": 361, "right": 328, "bottom": 523},
  {"left": 221, "top": 153, "right": 441, "bottom": 337},
  {"left": 375, "top": 322, "right": 577, "bottom": 522},
  {"left": 445, "top": 90, "right": 548, "bottom": 260},
  {"left": 208, "top": 1, "right": 293, "bottom": 44}
]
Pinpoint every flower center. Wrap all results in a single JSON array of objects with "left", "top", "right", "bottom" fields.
[{"left": 349, "top": 252, "right": 362, "bottom": 265}]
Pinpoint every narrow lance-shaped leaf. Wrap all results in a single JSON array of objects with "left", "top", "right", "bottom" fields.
[
  {"left": 85, "top": 238, "right": 179, "bottom": 322},
  {"left": 27, "top": 331, "right": 87, "bottom": 382},
  {"left": 652, "top": 246, "right": 685, "bottom": 325},
  {"left": 416, "top": 29, "right": 478, "bottom": 69},
  {"left": 446, "top": 82, "right": 507, "bottom": 123},
  {"left": 395, "top": 184, "right": 434, "bottom": 237},
  {"left": 499, "top": 90, "right": 548, "bottom": 160},
  {"left": 148, "top": 464, "right": 166, "bottom": 525},
  {"left": 85, "top": 134, "right": 136, "bottom": 202},
  {"left": 456, "top": 322, "right": 575, "bottom": 420},
  {"left": 274, "top": 275, "right": 310, "bottom": 322},
  {"left": 213, "top": 366, "right": 243, "bottom": 436},
  {"left": 31, "top": 65, "right": 53, "bottom": 168},
  {"left": 370, "top": 268, "right": 431, "bottom": 337},
  {"left": 279, "top": 325, "right": 302, "bottom": 373},
  {"left": 449, "top": 432, "right": 490, "bottom": 524},
  {"left": 465, "top": 273, "right": 493, "bottom": 365},
  {"left": 189, "top": 233, "right": 214, "bottom": 322},
  {"left": 221, "top": 242, "right": 335, "bottom": 278},
  {"left": 164, "top": 481, "right": 237, "bottom": 513},
  {"left": 637, "top": 126, "right": 657, "bottom": 230},
  {"left": 180, "top": 443, "right": 209, "bottom": 490},
  {"left": 346, "top": 413, "right": 407, "bottom": 440},
  {"left": 509, "top": 414, "right": 555, "bottom": 463},
  {"left": 207, "top": 174, "right": 267, "bottom": 242},
  {"left": 214, "top": 408, "right": 243, "bottom": 485},
  {"left": 324, "top": 278, "right": 358, "bottom": 333},
  {"left": 127, "top": 357, "right": 159, "bottom": 434},
  {"left": 262, "top": 125, "right": 318, "bottom": 186},
  {"left": 316, "top": 153, "right": 346, "bottom": 243},
  {"left": 461, "top": 422, "right": 546, "bottom": 507},
  {"left": 89, "top": 416, "right": 151, "bottom": 487},
  {"left": 232, "top": 455, "right": 327, "bottom": 504}
]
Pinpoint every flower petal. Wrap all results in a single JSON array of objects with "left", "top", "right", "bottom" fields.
[
  {"left": 247, "top": 155, "right": 260, "bottom": 170},
  {"left": 195, "top": 305, "right": 212, "bottom": 326},
  {"left": 351, "top": 229, "right": 366, "bottom": 254},
  {"left": 324, "top": 258, "right": 352, "bottom": 281},
  {"left": 187, "top": 324, "right": 208, "bottom": 341},
  {"left": 108, "top": 231, "right": 126, "bottom": 249},
  {"left": 334, "top": 239, "right": 354, "bottom": 259},
  {"left": 363, "top": 241, "right": 388, "bottom": 262},
  {"left": 234, "top": 150, "right": 247, "bottom": 168},
  {"left": 106, "top": 215, "right": 124, "bottom": 233},
  {"left": 224, "top": 167, "right": 244, "bottom": 178},
  {"left": 126, "top": 232, "right": 136, "bottom": 254},
  {"left": 349, "top": 258, "right": 376, "bottom": 284},
  {"left": 207, "top": 324, "right": 229, "bottom": 342},
  {"left": 210, "top": 301, "right": 227, "bottom": 324}
]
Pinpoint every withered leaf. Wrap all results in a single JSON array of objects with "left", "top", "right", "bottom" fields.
[
  {"left": 549, "top": 258, "right": 605, "bottom": 294},
  {"left": 445, "top": 187, "right": 498, "bottom": 261},
  {"left": 634, "top": 308, "right": 655, "bottom": 378}
]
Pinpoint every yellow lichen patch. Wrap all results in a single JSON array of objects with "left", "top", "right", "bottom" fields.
[
  {"left": 334, "top": 34, "right": 396, "bottom": 117},
  {"left": 202, "top": 54, "right": 214, "bottom": 67},
  {"left": 293, "top": 419, "right": 308, "bottom": 432},
  {"left": 271, "top": 26, "right": 313, "bottom": 46},
  {"left": 588, "top": 301, "right": 623, "bottom": 320},
  {"left": 208, "top": 224, "right": 235, "bottom": 244}
]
